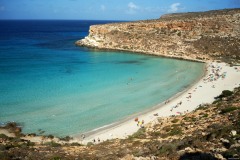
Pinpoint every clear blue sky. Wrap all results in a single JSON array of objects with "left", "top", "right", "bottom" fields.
[{"left": 0, "top": 0, "right": 239, "bottom": 20}]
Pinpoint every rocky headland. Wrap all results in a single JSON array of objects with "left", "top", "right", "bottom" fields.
[{"left": 76, "top": 9, "right": 240, "bottom": 63}]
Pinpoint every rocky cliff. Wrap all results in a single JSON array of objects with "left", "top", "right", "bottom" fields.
[{"left": 76, "top": 9, "right": 240, "bottom": 63}]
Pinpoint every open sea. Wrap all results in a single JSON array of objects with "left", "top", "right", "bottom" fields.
[{"left": 0, "top": 20, "right": 205, "bottom": 137}]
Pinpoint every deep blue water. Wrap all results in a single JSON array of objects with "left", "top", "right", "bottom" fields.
[{"left": 0, "top": 20, "right": 205, "bottom": 136}]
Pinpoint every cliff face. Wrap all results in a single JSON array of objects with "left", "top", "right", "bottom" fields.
[{"left": 76, "top": 9, "right": 240, "bottom": 62}]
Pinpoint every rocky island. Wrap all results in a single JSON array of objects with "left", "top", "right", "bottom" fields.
[{"left": 76, "top": 9, "right": 240, "bottom": 63}]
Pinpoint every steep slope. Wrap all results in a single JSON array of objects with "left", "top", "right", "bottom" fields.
[{"left": 76, "top": 9, "right": 240, "bottom": 63}]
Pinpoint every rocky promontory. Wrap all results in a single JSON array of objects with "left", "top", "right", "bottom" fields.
[{"left": 76, "top": 9, "right": 240, "bottom": 62}]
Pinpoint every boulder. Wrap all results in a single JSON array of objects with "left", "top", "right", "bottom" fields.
[
  {"left": 184, "top": 147, "right": 194, "bottom": 152},
  {"left": 230, "top": 130, "right": 237, "bottom": 136}
]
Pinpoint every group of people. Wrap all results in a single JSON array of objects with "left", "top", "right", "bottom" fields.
[
  {"left": 170, "top": 100, "right": 183, "bottom": 112},
  {"left": 93, "top": 137, "right": 101, "bottom": 143},
  {"left": 204, "top": 64, "right": 226, "bottom": 83},
  {"left": 134, "top": 118, "right": 145, "bottom": 128},
  {"left": 169, "top": 63, "right": 227, "bottom": 114}
]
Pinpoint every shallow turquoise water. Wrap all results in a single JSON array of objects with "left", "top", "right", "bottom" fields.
[{"left": 0, "top": 20, "right": 205, "bottom": 136}]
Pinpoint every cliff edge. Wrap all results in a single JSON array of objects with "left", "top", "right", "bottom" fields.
[{"left": 76, "top": 9, "right": 240, "bottom": 63}]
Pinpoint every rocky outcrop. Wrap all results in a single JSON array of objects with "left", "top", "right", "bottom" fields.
[{"left": 76, "top": 9, "right": 240, "bottom": 62}]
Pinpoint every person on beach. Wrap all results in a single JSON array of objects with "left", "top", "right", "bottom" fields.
[
  {"left": 135, "top": 117, "right": 138, "bottom": 122},
  {"left": 137, "top": 121, "right": 140, "bottom": 126},
  {"left": 81, "top": 134, "right": 85, "bottom": 139},
  {"left": 98, "top": 138, "right": 100, "bottom": 142},
  {"left": 139, "top": 121, "right": 142, "bottom": 127}
]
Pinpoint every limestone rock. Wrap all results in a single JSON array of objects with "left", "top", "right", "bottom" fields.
[
  {"left": 184, "top": 147, "right": 194, "bottom": 152},
  {"left": 76, "top": 9, "right": 240, "bottom": 63},
  {"left": 230, "top": 130, "right": 237, "bottom": 136},
  {"left": 220, "top": 138, "right": 230, "bottom": 144},
  {"left": 214, "top": 154, "right": 225, "bottom": 160}
]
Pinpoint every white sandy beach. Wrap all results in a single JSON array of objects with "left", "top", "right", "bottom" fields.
[
  {"left": 1, "top": 62, "right": 239, "bottom": 145},
  {"left": 74, "top": 62, "right": 240, "bottom": 145}
]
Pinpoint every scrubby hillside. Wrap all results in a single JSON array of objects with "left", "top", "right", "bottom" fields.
[{"left": 76, "top": 9, "right": 240, "bottom": 63}]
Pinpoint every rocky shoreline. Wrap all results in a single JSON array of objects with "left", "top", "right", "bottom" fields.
[{"left": 76, "top": 9, "right": 240, "bottom": 64}]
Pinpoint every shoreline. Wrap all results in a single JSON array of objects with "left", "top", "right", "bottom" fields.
[
  {"left": 72, "top": 61, "right": 240, "bottom": 144},
  {"left": 1, "top": 61, "right": 240, "bottom": 145},
  {"left": 78, "top": 45, "right": 208, "bottom": 63},
  {"left": 73, "top": 62, "right": 206, "bottom": 139}
]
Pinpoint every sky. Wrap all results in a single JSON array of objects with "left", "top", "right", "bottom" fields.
[{"left": 0, "top": 0, "right": 239, "bottom": 20}]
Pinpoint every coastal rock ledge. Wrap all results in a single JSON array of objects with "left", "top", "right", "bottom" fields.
[{"left": 76, "top": 9, "right": 240, "bottom": 62}]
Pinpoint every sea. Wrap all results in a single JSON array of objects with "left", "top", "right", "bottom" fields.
[{"left": 0, "top": 20, "right": 205, "bottom": 137}]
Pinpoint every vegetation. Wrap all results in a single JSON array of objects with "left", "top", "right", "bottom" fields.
[
  {"left": 129, "top": 128, "right": 146, "bottom": 139},
  {"left": 0, "top": 86, "right": 239, "bottom": 159},
  {"left": 44, "top": 141, "right": 61, "bottom": 147},
  {"left": 215, "top": 90, "right": 233, "bottom": 100},
  {"left": 221, "top": 107, "right": 238, "bottom": 114},
  {"left": 171, "top": 118, "right": 179, "bottom": 123}
]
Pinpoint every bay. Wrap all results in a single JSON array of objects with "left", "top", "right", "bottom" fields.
[{"left": 0, "top": 20, "right": 204, "bottom": 136}]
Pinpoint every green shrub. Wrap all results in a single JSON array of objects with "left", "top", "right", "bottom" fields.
[
  {"left": 215, "top": 90, "right": 233, "bottom": 99},
  {"left": 51, "top": 156, "right": 61, "bottom": 160},
  {"left": 28, "top": 133, "right": 36, "bottom": 136},
  {"left": 237, "top": 112, "right": 240, "bottom": 127},
  {"left": 221, "top": 107, "right": 238, "bottom": 114},
  {"left": 59, "top": 136, "right": 72, "bottom": 141},
  {"left": 11, "top": 137, "right": 22, "bottom": 143},
  {"left": 191, "top": 117, "right": 197, "bottom": 122},
  {"left": 213, "top": 99, "right": 220, "bottom": 104},
  {"left": 0, "top": 134, "right": 8, "bottom": 139},
  {"left": 223, "top": 147, "right": 240, "bottom": 159},
  {"left": 86, "top": 142, "right": 94, "bottom": 147},
  {"left": 195, "top": 104, "right": 207, "bottom": 111},
  {"left": 157, "top": 143, "right": 177, "bottom": 155},
  {"left": 130, "top": 128, "right": 146, "bottom": 139},
  {"left": 27, "top": 141, "right": 35, "bottom": 146},
  {"left": 5, "top": 122, "right": 18, "bottom": 129},
  {"left": 150, "top": 131, "right": 161, "bottom": 137},
  {"left": 222, "top": 90, "right": 233, "bottom": 97},
  {"left": 171, "top": 119, "right": 179, "bottom": 123},
  {"left": 0, "top": 152, "right": 10, "bottom": 159},
  {"left": 70, "top": 142, "right": 82, "bottom": 146},
  {"left": 47, "top": 134, "right": 54, "bottom": 139},
  {"left": 163, "top": 126, "right": 171, "bottom": 132},
  {"left": 183, "top": 117, "right": 191, "bottom": 122},
  {"left": 169, "top": 127, "right": 182, "bottom": 136},
  {"left": 44, "top": 141, "right": 61, "bottom": 147},
  {"left": 203, "top": 113, "right": 208, "bottom": 118}
]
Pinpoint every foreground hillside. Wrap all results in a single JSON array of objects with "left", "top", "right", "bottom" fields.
[
  {"left": 76, "top": 9, "right": 240, "bottom": 63},
  {"left": 1, "top": 87, "right": 240, "bottom": 159}
]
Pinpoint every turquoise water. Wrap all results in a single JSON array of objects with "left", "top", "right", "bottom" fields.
[{"left": 0, "top": 20, "right": 205, "bottom": 136}]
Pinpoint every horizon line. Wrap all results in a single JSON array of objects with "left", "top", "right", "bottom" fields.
[{"left": 0, "top": 18, "right": 134, "bottom": 22}]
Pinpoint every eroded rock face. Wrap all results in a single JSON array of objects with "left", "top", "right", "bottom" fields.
[{"left": 76, "top": 9, "right": 240, "bottom": 62}]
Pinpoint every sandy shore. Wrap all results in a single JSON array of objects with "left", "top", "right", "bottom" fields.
[
  {"left": 73, "top": 62, "right": 240, "bottom": 144},
  {"left": 1, "top": 62, "right": 239, "bottom": 145}
]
